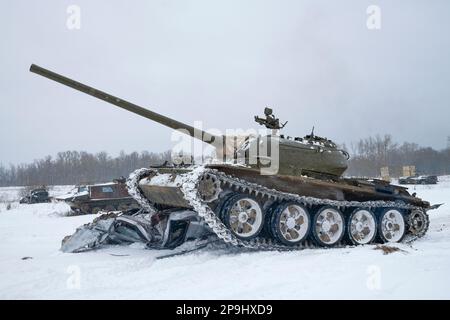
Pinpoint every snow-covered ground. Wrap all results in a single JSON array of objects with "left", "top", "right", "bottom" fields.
[{"left": 0, "top": 178, "right": 449, "bottom": 299}]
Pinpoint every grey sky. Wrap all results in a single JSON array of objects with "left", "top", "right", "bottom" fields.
[{"left": 1, "top": 0, "right": 450, "bottom": 165}]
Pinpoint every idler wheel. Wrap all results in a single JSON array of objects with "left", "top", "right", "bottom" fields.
[
  {"left": 407, "top": 209, "right": 429, "bottom": 238},
  {"left": 347, "top": 208, "right": 377, "bottom": 245},
  {"left": 80, "top": 204, "right": 90, "bottom": 214},
  {"left": 378, "top": 208, "right": 406, "bottom": 243},
  {"left": 269, "top": 202, "right": 310, "bottom": 246},
  {"left": 220, "top": 193, "right": 264, "bottom": 240},
  {"left": 312, "top": 206, "right": 345, "bottom": 247}
]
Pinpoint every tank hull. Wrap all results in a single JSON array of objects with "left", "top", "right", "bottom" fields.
[{"left": 129, "top": 164, "right": 434, "bottom": 249}]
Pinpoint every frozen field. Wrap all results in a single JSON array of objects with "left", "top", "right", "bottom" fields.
[{"left": 0, "top": 178, "right": 449, "bottom": 299}]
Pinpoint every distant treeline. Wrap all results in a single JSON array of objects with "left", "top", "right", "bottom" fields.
[
  {"left": 0, "top": 150, "right": 172, "bottom": 187},
  {"left": 1, "top": 135, "right": 449, "bottom": 186},
  {"left": 344, "top": 135, "right": 450, "bottom": 177}
]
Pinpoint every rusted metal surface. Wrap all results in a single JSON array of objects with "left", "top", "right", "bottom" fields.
[
  {"left": 89, "top": 183, "right": 130, "bottom": 199},
  {"left": 62, "top": 181, "right": 139, "bottom": 214},
  {"left": 209, "top": 164, "right": 427, "bottom": 205}
]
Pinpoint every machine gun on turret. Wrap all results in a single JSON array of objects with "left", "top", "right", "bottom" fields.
[{"left": 254, "top": 107, "right": 287, "bottom": 130}]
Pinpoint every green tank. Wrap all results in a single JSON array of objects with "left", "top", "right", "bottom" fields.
[{"left": 30, "top": 64, "right": 439, "bottom": 250}]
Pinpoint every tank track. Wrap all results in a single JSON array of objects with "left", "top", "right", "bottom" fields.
[
  {"left": 126, "top": 168, "right": 158, "bottom": 215},
  {"left": 127, "top": 166, "right": 430, "bottom": 251}
]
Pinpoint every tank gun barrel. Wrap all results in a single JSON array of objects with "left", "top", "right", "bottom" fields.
[{"left": 29, "top": 64, "right": 220, "bottom": 143}]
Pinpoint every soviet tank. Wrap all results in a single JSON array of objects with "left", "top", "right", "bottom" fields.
[{"left": 30, "top": 64, "right": 440, "bottom": 250}]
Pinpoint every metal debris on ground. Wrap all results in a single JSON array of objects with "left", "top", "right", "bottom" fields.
[{"left": 60, "top": 209, "right": 211, "bottom": 253}]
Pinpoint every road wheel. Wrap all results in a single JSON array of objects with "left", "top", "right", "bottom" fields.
[
  {"left": 378, "top": 208, "right": 406, "bottom": 243},
  {"left": 220, "top": 193, "right": 264, "bottom": 240},
  {"left": 347, "top": 208, "right": 377, "bottom": 245},
  {"left": 80, "top": 204, "right": 90, "bottom": 214},
  {"left": 312, "top": 206, "right": 345, "bottom": 247},
  {"left": 269, "top": 202, "right": 310, "bottom": 246}
]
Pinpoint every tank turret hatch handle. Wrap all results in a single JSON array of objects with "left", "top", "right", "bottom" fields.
[{"left": 29, "top": 64, "right": 222, "bottom": 144}]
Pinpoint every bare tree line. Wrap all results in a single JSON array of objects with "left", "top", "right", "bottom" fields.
[
  {"left": 0, "top": 135, "right": 449, "bottom": 186},
  {"left": 0, "top": 150, "right": 172, "bottom": 187},
  {"left": 344, "top": 135, "right": 450, "bottom": 177}
]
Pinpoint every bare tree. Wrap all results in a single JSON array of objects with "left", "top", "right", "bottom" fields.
[
  {"left": 0, "top": 150, "right": 172, "bottom": 186},
  {"left": 346, "top": 135, "right": 450, "bottom": 177}
]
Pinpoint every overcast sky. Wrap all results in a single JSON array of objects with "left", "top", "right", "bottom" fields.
[{"left": 1, "top": 0, "right": 449, "bottom": 165}]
